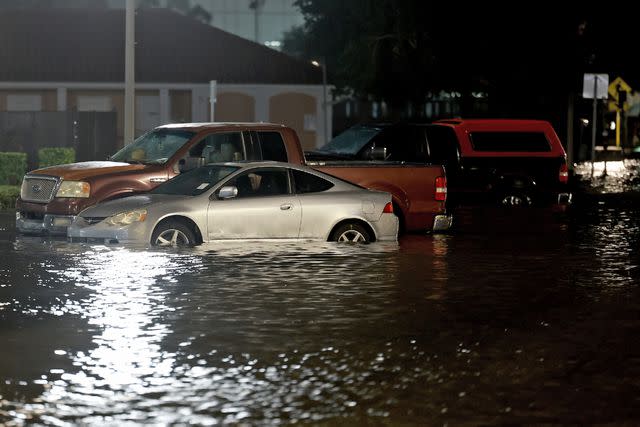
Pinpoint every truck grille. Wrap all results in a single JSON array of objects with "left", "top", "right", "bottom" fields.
[{"left": 21, "top": 176, "right": 59, "bottom": 203}]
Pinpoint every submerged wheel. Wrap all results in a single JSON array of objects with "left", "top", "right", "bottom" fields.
[
  {"left": 151, "top": 220, "right": 196, "bottom": 247},
  {"left": 331, "top": 222, "right": 372, "bottom": 243}
]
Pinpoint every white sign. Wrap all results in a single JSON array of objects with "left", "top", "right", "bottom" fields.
[
  {"left": 583, "top": 73, "right": 609, "bottom": 99},
  {"left": 303, "top": 114, "right": 317, "bottom": 132}
]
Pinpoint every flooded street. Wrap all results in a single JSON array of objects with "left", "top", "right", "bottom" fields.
[{"left": 1, "top": 161, "right": 640, "bottom": 425}]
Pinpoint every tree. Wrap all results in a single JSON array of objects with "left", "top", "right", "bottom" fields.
[
  {"left": 283, "top": 0, "right": 449, "bottom": 114},
  {"left": 283, "top": 1, "right": 608, "bottom": 120}
]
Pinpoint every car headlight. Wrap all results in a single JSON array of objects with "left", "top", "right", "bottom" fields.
[
  {"left": 56, "top": 181, "right": 91, "bottom": 198},
  {"left": 105, "top": 209, "right": 147, "bottom": 226}
]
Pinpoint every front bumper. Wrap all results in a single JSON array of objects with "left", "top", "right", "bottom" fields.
[
  {"left": 67, "top": 218, "right": 149, "bottom": 244},
  {"left": 16, "top": 212, "right": 76, "bottom": 235},
  {"left": 16, "top": 197, "right": 93, "bottom": 235}
]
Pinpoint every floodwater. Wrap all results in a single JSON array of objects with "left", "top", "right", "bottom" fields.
[{"left": 1, "top": 161, "right": 639, "bottom": 425}]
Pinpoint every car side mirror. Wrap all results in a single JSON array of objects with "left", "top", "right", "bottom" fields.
[{"left": 217, "top": 185, "right": 238, "bottom": 200}]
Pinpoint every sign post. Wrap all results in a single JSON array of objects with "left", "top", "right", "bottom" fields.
[
  {"left": 209, "top": 80, "right": 217, "bottom": 122},
  {"left": 583, "top": 73, "right": 609, "bottom": 167}
]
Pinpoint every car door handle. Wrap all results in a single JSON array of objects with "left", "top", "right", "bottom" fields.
[{"left": 280, "top": 204, "right": 292, "bottom": 210}]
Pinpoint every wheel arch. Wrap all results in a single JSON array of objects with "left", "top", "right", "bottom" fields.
[
  {"left": 327, "top": 217, "right": 377, "bottom": 242},
  {"left": 152, "top": 215, "right": 203, "bottom": 244}
]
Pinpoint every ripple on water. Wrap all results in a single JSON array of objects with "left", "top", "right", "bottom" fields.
[{"left": 1, "top": 193, "right": 640, "bottom": 425}]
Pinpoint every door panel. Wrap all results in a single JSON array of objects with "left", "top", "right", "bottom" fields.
[
  {"left": 207, "top": 195, "right": 301, "bottom": 239},
  {"left": 206, "top": 168, "right": 301, "bottom": 239}
]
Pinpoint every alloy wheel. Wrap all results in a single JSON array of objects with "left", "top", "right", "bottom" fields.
[
  {"left": 155, "top": 229, "right": 190, "bottom": 246},
  {"left": 337, "top": 229, "right": 367, "bottom": 243}
]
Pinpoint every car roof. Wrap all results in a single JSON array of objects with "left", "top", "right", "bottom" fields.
[
  {"left": 156, "top": 122, "right": 288, "bottom": 133},
  {"left": 205, "top": 161, "right": 363, "bottom": 189},
  {"left": 434, "top": 118, "right": 552, "bottom": 128}
]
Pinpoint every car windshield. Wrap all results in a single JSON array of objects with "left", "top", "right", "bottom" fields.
[
  {"left": 151, "top": 165, "right": 240, "bottom": 196},
  {"left": 316, "top": 125, "right": 383, "bottom": 155},
  {"left": 110, "top": 129, "right": 195, "bottom": 164}
]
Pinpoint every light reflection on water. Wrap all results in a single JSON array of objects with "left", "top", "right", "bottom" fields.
[
  {"left": 574, "top": 159, "right": 640, "bottom": 193},
  {"left": 1, "top": 179, "right": 640, "bottom": 424}
]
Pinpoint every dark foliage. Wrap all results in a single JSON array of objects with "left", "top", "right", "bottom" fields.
[{"left": 283, "top": 0, "right": 640, "bottom": 118}]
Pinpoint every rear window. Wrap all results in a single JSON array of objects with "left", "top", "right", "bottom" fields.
[
  {"left": 292, "top": 169, "right": 334, "bottom": 193},
  {"left": 469, "top": 132, "right": 551, "bottom": 152},
  {"left": 258, "top": 131, "right": 288, "bottom": 162}
]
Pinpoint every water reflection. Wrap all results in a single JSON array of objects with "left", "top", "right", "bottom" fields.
[
  {"left": 574, "top": 159, "right": 640, "bottom": 193},
  {"left": 1, "top": 171, "right": 640, "bottom": 425}
]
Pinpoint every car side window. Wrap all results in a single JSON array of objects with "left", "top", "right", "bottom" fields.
[
  {"left": 426, "top": 126, "right": 460, "bottom": 166},
  {"left": 223, "top": 168, "right": 291, "bottom": 198},
  {"left": 392, "top": 126, "right": 429, "bottom": 162},
  {"left": 359, "top": 128, "right": 394, "bottom": 160},
  {"left": 257, "top": 131, "right": 288, "bottom": 162},
  {"left": 188, "top": 132, "right": 245, "bottom": 166},
  {"left": 292, "top": 169, "right": 334, "bottom": 193}
]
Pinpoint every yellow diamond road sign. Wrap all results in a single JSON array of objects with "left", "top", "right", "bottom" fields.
[{"left": 608, "top": 76, "right": 632, "bottom": 103}]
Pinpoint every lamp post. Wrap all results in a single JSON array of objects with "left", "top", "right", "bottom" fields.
[
  {"left": 124, "top": 0, "right": 135, "bottom": 145},
  {"left": 312, "top": 59, "right": 328, "bottom": 144}
]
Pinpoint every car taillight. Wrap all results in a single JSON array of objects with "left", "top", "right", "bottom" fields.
[
  {"left": 559, "top": 162, "right": 569, "bottom": 184},
  {"left": 383, "top": 202, "right": 394, "bottom": 213},
  {"left": 435, "top": 176, "right": 447, "bottom": 202}
]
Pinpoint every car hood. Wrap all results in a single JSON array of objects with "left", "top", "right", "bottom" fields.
[
  {"left": 78, "top": 194, "right": 188, "bottom": 218},
  {"left": 29, "top": 161, "right": 148, "bottom": 181}
]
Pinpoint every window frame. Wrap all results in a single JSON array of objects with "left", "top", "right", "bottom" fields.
[
  {"left": 290, "top": 168, "right": 335, "bottom": 194},
  {"left": 251, "top": 130, "right": 289, "bottom": 162},
  {"left": 217, "top": 166, "right": 293, "bottom": 199}
]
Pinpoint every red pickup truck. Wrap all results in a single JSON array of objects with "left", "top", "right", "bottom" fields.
[{"left": 16, "top": 123, "right": 450, "bottom": 236}]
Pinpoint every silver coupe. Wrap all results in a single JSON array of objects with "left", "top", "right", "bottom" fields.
[{"left": 67, "top": 162, "right": 398, "bottom": 245}]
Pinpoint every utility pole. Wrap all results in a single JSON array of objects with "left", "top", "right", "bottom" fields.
[
  {"left": 249, "top": 0, "right": 265, "bottom": 43},
  {"left": 124, "top": 0, "right": 135, "bottom": 145},
  {"left": 321, "top": 59, "right": 328, "bottom": 144},
  {"left": 312, "top": 59, "right": 329, "bottom": 144}
]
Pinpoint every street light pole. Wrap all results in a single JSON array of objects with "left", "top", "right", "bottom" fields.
[
  {"left": 321, "top": 57, "right": 328, "bottom": 144},
  {"left": 124, "top": 0, "right": 135, "bottom": 145},
  {"left": 312, "top": 59, "right": 329, "bottom": 144}
]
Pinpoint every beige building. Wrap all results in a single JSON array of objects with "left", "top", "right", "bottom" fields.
[{"left": 0, "top": 8, "right": 331, "bottom": 151}]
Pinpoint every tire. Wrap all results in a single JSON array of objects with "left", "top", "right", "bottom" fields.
[
  {"left": 330, "top": 222, "right": 372, "bottom": 243},
  {"left": 151, "top": 220, "right": 197, "bottom": 247}
]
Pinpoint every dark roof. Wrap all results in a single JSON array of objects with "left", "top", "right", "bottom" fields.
[{"left": 0, "top": 8, "right": 322, "bottom": 85}]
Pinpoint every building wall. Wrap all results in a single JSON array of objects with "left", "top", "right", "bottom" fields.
[
  {"left": 0, "top": 90, "right": 57, "bottom": 111},
  {"left": 269, "top": 92, "right": 317, "bottom": 151},
  {"left": 215, "top": 92, "right": 255, "bottom": 122},
  {"left": 0, "top": 83, "right": 330, "bottom": 149},
  {"left": 170, "top": 90, "right": 192, "bottom": 123}
]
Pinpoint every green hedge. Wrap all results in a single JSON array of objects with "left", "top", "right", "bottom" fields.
[
  {"left": 39, "top": 147, "right": 76, "bottom": 168},
  {"left": 0, "top": 185, "right": 20, "bottom": 210},
  {"left": 0, "top": 152, "right": 27, "bottom": 186}
]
